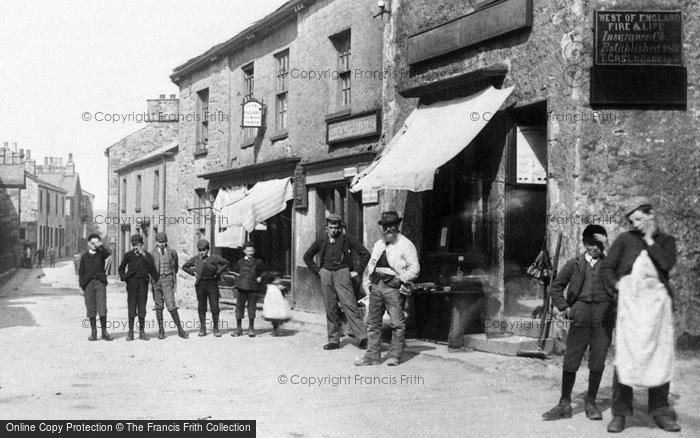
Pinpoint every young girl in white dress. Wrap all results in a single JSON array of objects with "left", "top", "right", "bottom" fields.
[{"left": 262, "top": 271, "right": 292, "bottom": 336}]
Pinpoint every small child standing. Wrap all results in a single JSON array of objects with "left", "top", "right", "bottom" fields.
[
  {"left": 232, "top": 242, "right": 265, "bottom": 337},
  {"left": 262, "top": 271, "right": 292, "bottom": 336}
]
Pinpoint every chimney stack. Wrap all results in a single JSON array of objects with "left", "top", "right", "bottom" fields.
[
  {"left": 2, "top": 141, "right": 8, "bottom": 150},
  {"left": 26, "top": 150, "right": 31, "bottom": 160},
  {"left": 170, "top": 94, "right": 176, "bottom": 99},
  {"left": 44, "top": 157, "right": 49, "bottom": 166},
  {"left": 159, "top": 94, "right": 166, "bottom": 99},
  {"left": 19, "top": 148, "right": 24, "bottom": 160},
  {"left": 11, "top": 142, "right": 18, "bottom": 153},
  {"left": 68, "top": 153, "right": 73, "bottom": 163},
  {"left": 66, "top": 153, "right": 75, "bottom": 174}
]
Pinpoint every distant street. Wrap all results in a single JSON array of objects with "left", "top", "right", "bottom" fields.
[{"left": 1, "top": 261, "right": 699, "bottom": 437}]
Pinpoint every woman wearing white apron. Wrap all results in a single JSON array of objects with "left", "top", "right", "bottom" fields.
[{"left": 600, "top": 196, "right": 680, "bottom": 433}]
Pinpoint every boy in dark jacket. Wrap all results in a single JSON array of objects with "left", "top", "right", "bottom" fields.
[
  {"left": 232, "top": 241, "right": 265, "bottom": 337},
  {"left": 118, "top": 234, "right": 159, "bottom": 341},
  {"left": 543, "top": 225, "right": 613, "bottom": 422},
  {"left": 79, "top": 233, "right": 113, "bottom": 341},
  {"left": 182, "top": 239, "right": 230, "bottom": 337}
]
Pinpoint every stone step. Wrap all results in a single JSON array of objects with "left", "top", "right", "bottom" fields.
[
  {"left": 464, "top": 333, "right": 554, "bottom": 356},
  {"left": 487, "top": 316, "right": 571, "bottom": 338}
]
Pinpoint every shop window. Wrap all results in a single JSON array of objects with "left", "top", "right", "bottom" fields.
[
  {"left": 196, "top": 88, "right": 209, "bottom": 153},
  {"left": 331, "top": 30, "right": 351, "bottom": 109},
  {"left": 275, "top": 50, "right": 289, "bottom": 133}
]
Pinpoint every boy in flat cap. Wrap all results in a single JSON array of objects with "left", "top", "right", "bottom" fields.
[
  {"left": 600, "top": 196, "right": 680, "bottom": 433},
  {"left": 153, "top": 232, "right": 188, "bottom": 339},
  {"left": 543, "top": 224, "right": 613, "bottom": 422},
  {"left": 182, "top": 239, "right": 230, "bottom": 337},
  {"left": 304, "top": 213, "right": 370, "bottom": 351},
  {"left": 119, "top": 234, "right": 159, "bottom": 341}
]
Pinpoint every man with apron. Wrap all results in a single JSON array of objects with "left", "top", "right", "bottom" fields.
[{"left": 600, "top": 196, "right": 680, "bottom": 433}]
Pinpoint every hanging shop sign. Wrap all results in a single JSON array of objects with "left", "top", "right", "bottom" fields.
[
  {"left": 241, "top": 99, "right": 264, "bottom": 128},
  {"left": 293, "top": 164, "right": 308, "bottom": 210}
]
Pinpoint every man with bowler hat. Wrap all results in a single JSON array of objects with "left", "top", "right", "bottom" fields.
[
  {"left": 355, "top": 211, "right": 419, "bottom": 366},
  {"left": 304, "top": 213, "right": 370, "bottom": 350},
  {"left": 542, "top": 224, "right": 613, "bottom": 421},
  {"left": 182, "top": 239, "right": 230, "bottom": 337},
  {"left": 152, "top": 232, "right": 188, "bottom": 339},
  {"left": 119, "top": 234, "right": 159, "bottom": 341}
]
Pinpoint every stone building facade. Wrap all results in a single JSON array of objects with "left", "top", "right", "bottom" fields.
[
  {"left": 104, "top": 95, "right": 179, "bottom": 274},
  {"left": 370, "top": 0, "right": 700, "bottom": 346},
  {"left": 0, "top": 143, "right": 26, "bottom": 276},
  {"left": 35, "top": 154, "right": 83, "bottom": 258},
  {"left": 169, "top": 0, "right": 386, "bottom": 310},
  {"left": 21, "top": 172, "right": 67, "bottom": 259}
]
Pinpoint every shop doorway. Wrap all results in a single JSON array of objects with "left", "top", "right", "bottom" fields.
[
  {"left": 250, "top": 201, "right": 293, "bottom": 275},
  {"left": 503, "top": 102, "right": 548, "bottom": 317}
]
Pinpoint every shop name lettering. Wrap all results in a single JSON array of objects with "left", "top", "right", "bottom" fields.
[
  {"left": 328, "top": 116, "right": 377, "bottom": 141},
  {"left": 596, "top": 12, "right": 682, "bottom": 65}
]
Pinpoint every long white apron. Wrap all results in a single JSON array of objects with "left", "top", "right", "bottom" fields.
[{"left": 615, "top": 250, "right": 675, "bottom": 388}]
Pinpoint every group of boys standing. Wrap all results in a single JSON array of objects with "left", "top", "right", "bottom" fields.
[{"left": 78, "top": 232, "right": 228, "bottom": 341}]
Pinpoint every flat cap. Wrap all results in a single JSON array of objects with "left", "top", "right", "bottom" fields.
[
  {"left": 325, "top": 213, "right": 343, "bottom": 223},
  {"left": 155, "top": 232, "right": 168, "bottom": 243},
  {"left": 197, "top": 239, "right": 210, "bottom": 250},
  {"left": 622, "top": 196, "right": 653, "bottom": 218},
  {"left": 130, "top": 234, "right": 143, "bottom": 244}
]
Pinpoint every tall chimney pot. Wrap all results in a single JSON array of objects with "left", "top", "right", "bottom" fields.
[{"left": 159, "top": 94, "right": 166, "bottom": 99}]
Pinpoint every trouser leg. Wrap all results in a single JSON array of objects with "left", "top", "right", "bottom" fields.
[
  {"left": 563, "top": 301, "right": 593, "bottom": 373},
  {"left": 612, "top": 369, "right": 634, "bottom": 416},
  {"left": 648, "top": 382, "right": 671, "bottom": 416},
  {"left": 320, "top": 269, "right": 341, "bottom": 343},
  {"left": 247, "top": 292, "right": 258, "bottom": 320},
  {"left": 334, "top": 269, "right": 367, "bottom": 341},
  {"left": 84, "top": 280, "right": 98, "bottom": 319},
  {"left": 236, "top": 290, "right": 249, "bottom": 320},
  {"left": 382, "top": 283, "right": 406, "bottom": 360},
  {"left": 364, "top": 285, "right": 385, "bottom": 361}
]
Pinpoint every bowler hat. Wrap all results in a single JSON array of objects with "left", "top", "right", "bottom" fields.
[
  {"left": 378, "top": 211, "right": 403, "bottom": 227},
  {"left": 197, "top": 239, "right": 210, "bottom": 251},
  {"left": 155, "top": 232, "right": 168, "bottom": 243},
  {"left": 325, "top": 213, "right": 343, "bottom": 224},
  {"left": 622, "top": 196, "right": 652, "bottom": 218}
]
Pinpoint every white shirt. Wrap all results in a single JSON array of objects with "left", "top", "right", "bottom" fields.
[
  {"left": 364, "top": 233, "right": 420, "bottom": 290},
  {"left": 585, "top": 253, "right": 599, "bottom": 268}
]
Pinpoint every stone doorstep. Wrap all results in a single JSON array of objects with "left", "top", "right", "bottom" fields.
[
  {"left": 486, "top": 316, "right": 568, "bottom": 338},
  {"left": 464, "top": 333, "right": 554, "bottom": 356}
]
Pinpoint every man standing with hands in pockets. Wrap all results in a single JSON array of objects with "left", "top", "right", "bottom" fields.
[{"left": 304, "top": 213, "right": 370, "bottom": 351}]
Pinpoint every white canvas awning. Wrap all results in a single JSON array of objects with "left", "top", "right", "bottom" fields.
[
  {"left": 220, "top": 177, "right": 293, "bottom": 233},
  {"left": 351, "top": 85, "right": 514, "bottom": 193}
]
